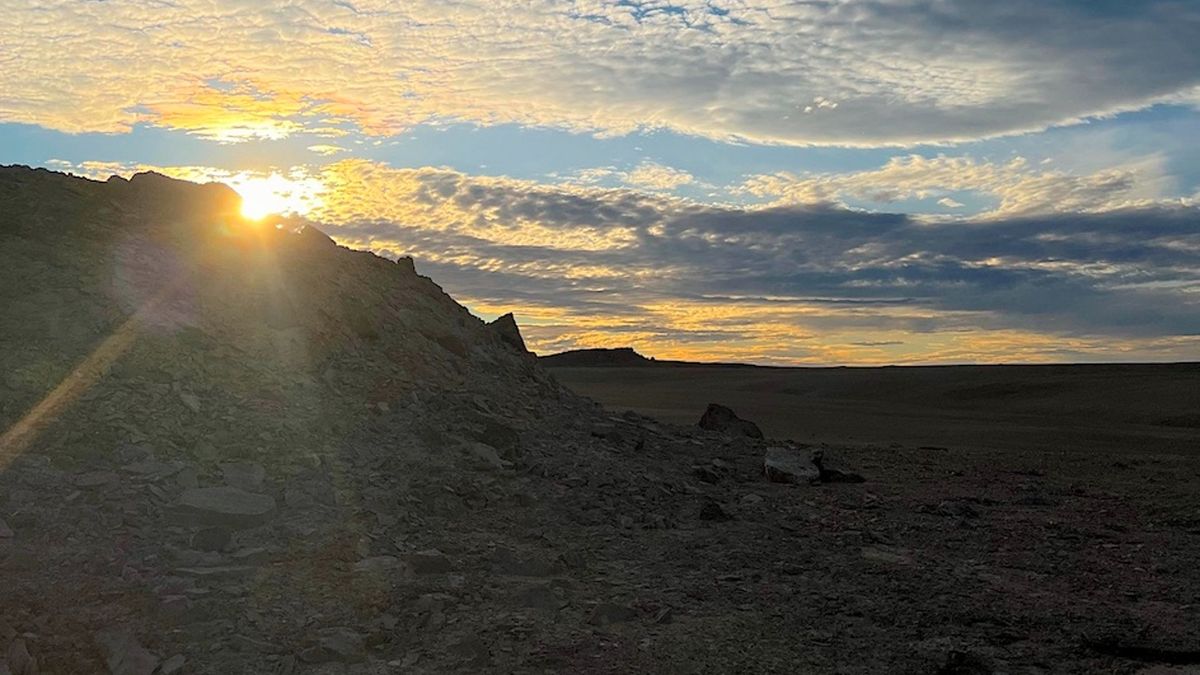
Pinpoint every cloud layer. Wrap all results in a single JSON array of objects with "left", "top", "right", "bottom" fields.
[
  {"left": 4, "top": 1, "right": 1199, "bottom": 145},
  {"left": 308, "top": 160, "right": 1199, "bottom": 363}
]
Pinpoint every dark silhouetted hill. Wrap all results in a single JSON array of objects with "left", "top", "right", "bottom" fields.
[{"left": 539, "top": 347, "right": 656, "bottom": 367}]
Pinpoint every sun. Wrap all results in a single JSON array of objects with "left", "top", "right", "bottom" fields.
[{"left": 230, "top": 172, "right": 325, "bottom": 220}]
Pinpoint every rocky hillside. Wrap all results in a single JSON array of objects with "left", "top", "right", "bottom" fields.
[{"left": 2, "top": 166, "right": 1197, "bottom": 674}]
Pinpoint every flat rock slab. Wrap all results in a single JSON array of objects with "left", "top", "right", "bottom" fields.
[{"left": 175, "top": 486, "right": 276, "bottom": 529}]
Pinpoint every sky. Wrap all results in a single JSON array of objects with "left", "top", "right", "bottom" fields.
[{"left": 2, "top": 0, "right": 1198, "bottom": 365}]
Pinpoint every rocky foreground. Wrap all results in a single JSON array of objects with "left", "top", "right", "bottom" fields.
[{"left": 1, "top": 167, "right": 1199, "bottom": 674}]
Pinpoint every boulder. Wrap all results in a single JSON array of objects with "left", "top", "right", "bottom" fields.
[
  {"left": 763, "top": 447, "right": 820, "bottom": 484},
  {"left": 697, "top": 404, "right": 763, "bottom": 439},
  {"left": 175, "top": 487, "right": 276, "bottom": 529}
]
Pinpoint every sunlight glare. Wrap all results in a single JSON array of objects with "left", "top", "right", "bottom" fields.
[{"left": 230, "top": 172, "right": 325, "bottom": 220}]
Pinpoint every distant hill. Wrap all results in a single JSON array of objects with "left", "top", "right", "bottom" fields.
[
  {"left": 538, "top": 347, "right": 656, "bottom": 367},
  {"left": 540, "top": 346, "right": 767, "bottom": 369}
]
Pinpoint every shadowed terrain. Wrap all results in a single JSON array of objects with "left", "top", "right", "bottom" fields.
[{"left": 544, "top": 357, "right": 1200, "bottom": 455}]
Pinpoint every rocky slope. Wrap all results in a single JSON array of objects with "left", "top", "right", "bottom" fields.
[{"left": 2, "top": 166, "right": 1198, "bottom": 674}]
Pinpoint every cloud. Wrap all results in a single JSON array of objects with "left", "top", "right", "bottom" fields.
[
  {"left": 742, "top": 154, "right": 1169, "bottom": 217},
  {"left": 622, "top": 162, "right": 696, "bottom": 191},
  {"left": 2, "top": 1, "right": 1199, "bottom": 146},
  {"left": 307, "top": 144, "right": 347, "bottom": 156},
  {"left": 305, "top": 161, "right": 1200, "bottom": 362}
]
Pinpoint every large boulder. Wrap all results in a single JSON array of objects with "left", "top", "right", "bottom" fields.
[{"left": 698, "top": 403, "right": 764, "bottom": 439}]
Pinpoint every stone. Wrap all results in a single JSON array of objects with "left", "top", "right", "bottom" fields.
[
  {"left": 931, "top": 500, "right": 980, "bottom": 519},
  {"left": 190, "top": 526, "right": 231, "bottom": 552},
  {"left": 448, "top": 636, "right": 489, "bottom": 665},
  {"left": 699, "top": 501, "right": 732, "bottom": 521},
  {"left": 740, "top": 493, "right": 765, "bottom": 505},
  {"left": 177, "top": 391, "right": 201, "bottom": 413},
  {"left": 811, "top": 449, "right": 866, "bottom": 484},
  {"left": 298, "top": 627, "right": 365, "bottom": 664},
  {"left": 587, "top": 602, "right": 638, "bottom": 626},
  {"left": 353, "top": 555, "right": 405, "bottom": 575},
  {"left": 0, "top": 517, "right": 12, "bottom": 538},
  {"left": 491, "top": 547, "right": 560, "bottom": 577},
  {"left": 514, "top": 583, "right": 560, "bottom": 610},
  {"left": 461, "top": 441, "right": 511, "bottom": 471},
  {"left": 697, "top": 403, "right": 763, "bottom": 439},
  {"left": 95, "top": 628, "right": 159, "bottom": 675},
  {"left": 121, "top": 460, "right": 184, "bottom": 480},
  {"left": 936, "top": 650, "right": 993, "bottom": 674},
  {"left": 402, "top": 550, "right": 453, "bottom": 575},
  {"left": 74, "top": 470, "right": 119, "bottom": 488},
  {"left": 175, "top": 487, "right": 276, "bottom": 528},
  {"left": 7, "top": 639, "right": 36, "bottom": 675},
  {"left": 764, "top": 447, "right": 820, "bottom": 484},
  {"left": 175, "top": 466, "right": 199, "bottom": 490},
  {"left": 159, "top": 655, "right": 186, "bottom": 675},
  {"left": 220, "top": 462, "right": 266, "bottom": 490},
  {"left": 476, "top": 418, "right": 522, "bottom": 460},
  {"left": 174, "top": 566, "right": 258, "bottom": 580},
  {"left": 861, "top": 546, "right": 914, "bottom": 566}
]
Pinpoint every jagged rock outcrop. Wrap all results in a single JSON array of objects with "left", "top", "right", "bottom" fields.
[{"left": 487, "top": 312, "right": 528, "bottom": 352}]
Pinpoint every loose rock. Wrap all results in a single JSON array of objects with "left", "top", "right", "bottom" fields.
[
  {"left": 763, "top": 447, "right": 820, "bottom": 484},
  {"left": 95, "top": 628, "right": 159, "bottom": 675},
  {"left": 699, "top": 501, "right": 732, "bottom": 521},
  {"left": 698, "top": 403, "right": 764, "bottom": 438}
]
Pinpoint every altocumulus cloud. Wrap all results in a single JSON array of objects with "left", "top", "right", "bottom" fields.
[{"left": 2, "top": 1, "right": 1199, "bottom": 145}]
